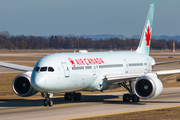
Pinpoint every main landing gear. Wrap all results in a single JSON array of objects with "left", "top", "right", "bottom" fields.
[
  {"left": 64, "top": 92, "right": 82, "bottom": 101},
  {"left": 42, "top": 93, "right": 53, "bottom": 107},
  {"left": 119, "top": 81, "right": 140, "bottom": 102}
]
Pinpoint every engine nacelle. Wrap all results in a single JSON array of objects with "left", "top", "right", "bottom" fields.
[
  {"left": 12, "top": 72, "right": 38, "bottom": 97},
  {"left": 134, "top": 75, "right": 163, "bottom": 99}
]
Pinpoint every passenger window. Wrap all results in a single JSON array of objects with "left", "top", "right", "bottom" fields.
[
  {"left": 40, "top": 67, "right": 47, "bottom": 72},
  {"left": 48, "top": 67, "right": 54, "bottom": 72},
  {"left": 34, "top": 67, "right": 40, "bottom": 71}
]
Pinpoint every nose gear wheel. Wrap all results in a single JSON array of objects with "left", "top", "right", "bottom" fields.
[{"left": 43, "top": 93, "right": 53, "bottom": 107}]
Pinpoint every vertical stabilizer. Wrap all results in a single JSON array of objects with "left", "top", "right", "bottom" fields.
[{"left": 136, "top": 2, "right": 155, "bottom": 55}]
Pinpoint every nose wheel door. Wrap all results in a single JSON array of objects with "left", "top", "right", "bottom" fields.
[{"left": 61, "top": 62, "right": 70, "bottom": 77}]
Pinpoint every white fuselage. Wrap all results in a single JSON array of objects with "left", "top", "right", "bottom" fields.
[{"left": 31, "top": 51, "right": 154, "bottom": 93}]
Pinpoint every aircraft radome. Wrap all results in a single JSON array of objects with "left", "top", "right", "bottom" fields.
[{"left": 1, "top": 2, "right": 180, "bottom": 107}]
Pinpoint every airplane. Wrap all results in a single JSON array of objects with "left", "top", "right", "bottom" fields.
[{"left": 0, "top": 2, "right": 180, "bottom": 107}]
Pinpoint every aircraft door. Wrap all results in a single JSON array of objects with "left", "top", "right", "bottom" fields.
[
  {"left": 61, "top": 62, "right": 70, "bottom": 77},
  {"left": 93, "top": 64, "right": 96, "bottom": 75},
  {"left": 123, "top": 59, "right": 128, "bottom": 73},
  {"left": 146, "top": 58, "right": 150, "bottom": 72}
]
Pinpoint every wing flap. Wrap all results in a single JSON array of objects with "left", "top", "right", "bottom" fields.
[
  {"left": 105, "top": 72, "right": 144, "bottom": 81},
  {"left": 104, "top": 72, "right": 145, "bottom": 83},
  {"left": 155, "top": 60, "right": 180, "bottom": 65},
  {"left": 156, "top": 69, "right": 180, "bottom": 76},
  {"left": 0, "top": 62, "right": 33, "bottom": 72}
]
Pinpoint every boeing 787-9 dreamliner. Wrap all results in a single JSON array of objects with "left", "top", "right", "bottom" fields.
[{"left": 0, "top": 2, "right": 180, "bottom": 106}]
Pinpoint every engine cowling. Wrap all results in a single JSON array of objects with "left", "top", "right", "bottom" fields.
[
  {"left": 12, "top": 72, "right": 38, "bottom": 97},
  {"left": 134, "top": 75, "right": 163, "bottom": 99}
]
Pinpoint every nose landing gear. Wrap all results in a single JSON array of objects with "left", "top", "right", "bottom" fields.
[
  {"left": 42, "top": 93, "right": 53, "bottom": 107},
  {"left": 44, "top": 99, "right": 53, "bottom": 106}
]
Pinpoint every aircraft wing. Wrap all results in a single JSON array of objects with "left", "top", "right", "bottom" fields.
[
  {"left": 0, "top": 62, "right": 33, "bottom": 72},
  {"left": 104, "top": 69, "right": 180, "bottom": 83}
]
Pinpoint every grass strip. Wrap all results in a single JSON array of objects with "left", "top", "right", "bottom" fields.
[{"left": 71, "top": 106, "right": 180, "bottom": 120}]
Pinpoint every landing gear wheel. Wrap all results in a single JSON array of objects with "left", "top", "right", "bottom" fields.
[
  {"left": 43, "top": 93, "right": 54, "bottom": 107},
  {"left": 120, "top": 81, "right": 140, "bottom": 103},
  {"left": 74, "top": 92, "right": 82, "bottom": 101},
  {"left": 77, "top": 93, "right": 81, "bottom": 101},
  {"left": 48, "top": 99, "right": 53, "bottom": 106},
  {"left": 123, "top": 94, "right": 130, "bottom": 102},
  {"left": 64, "top": 92, "right": 72, "bottom": 101},
  {"left": 132, "top": 94, "right": 139, "bottom": 102},
  {"left": 123, "top": 94, "right": 140, "bottom": 102},
  {"left": 44, "top": 99, "right": 48, "bottom": 106},
  {"left": 64, "top": 92, "right": 82, "bottom": 101},
  {"left": 64, "top": 93, "right": 69, "bottom": 101},
  {"left": 74, "top": 93, "right": 78, "bottom": 101}
]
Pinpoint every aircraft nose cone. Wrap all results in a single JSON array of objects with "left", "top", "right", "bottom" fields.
[{"left": 31, "top": 73, "right": 45, "bottom": 92}]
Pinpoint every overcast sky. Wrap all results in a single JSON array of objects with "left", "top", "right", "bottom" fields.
[{"left": 0, "top": 0, "right": 179, "bottom": 37}]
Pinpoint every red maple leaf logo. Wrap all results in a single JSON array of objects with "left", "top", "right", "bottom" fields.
[
  {"left": 68, "top": 58, "right": 75, "bottom": 67},
  {"left": 145, "top": 26, "right": 151, "bottom": 46}
]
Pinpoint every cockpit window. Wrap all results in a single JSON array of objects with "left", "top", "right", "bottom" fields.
[
  {"left": 35, "top": 66, "right": 54, "bottom": 72},
  {"left": 48, "top": 67, "right": 54, "bottom": 72},
  {"left": 40, "top": 67, "right": 47, "bottom": 72},
  {"left": 34, "top": 67, "right": 40, "bottom": 71}
]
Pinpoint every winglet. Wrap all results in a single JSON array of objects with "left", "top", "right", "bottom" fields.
[{"left": 136, "top": 2, "right": 155, "bottom": 55}]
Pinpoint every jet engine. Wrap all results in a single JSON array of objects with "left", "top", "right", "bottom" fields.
[
  {"left": 12, "top": 72, "right": 38, "bottom": 97},
  {"left": 134, "top": 75, "right": 163, "bottom": 99}
]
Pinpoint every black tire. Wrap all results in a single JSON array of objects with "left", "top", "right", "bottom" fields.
[
  {"left": 68, "top": 93, "right": 72, "bottom": 101},
  {"left": 64, "top": 93, "right": 69, "bottom": 101},
  {"left": 132, "top": 94, "right": 140, "bottom": 102},
  {"left": 44, "top": 99, "right": 48, "bottom": 106},
  {"left": 123, "top": 94, "right": 130, "bottom": 102},
  {"left": 74, "top": 93, "right": 78, "bottom": 101},
  {"left": 77, "top": 93, "right": 81, "bottom": 101},
  {"left": 123, "top": 94, "right": 126, "bottom": 102},
  {"left": 65, "top": 92, "right": 72, "bottom": 101},
  {"left": 48, "top": 99, "right": 53, "bottom": 107}
]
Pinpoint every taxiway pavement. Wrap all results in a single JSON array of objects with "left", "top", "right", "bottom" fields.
[{"left": 0, "top": 87, "right": 180, "bottom": 120}]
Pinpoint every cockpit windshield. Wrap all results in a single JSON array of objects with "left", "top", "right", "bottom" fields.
[
  {"left": 48, "top": 67, "right": 54, "bottom": 72},
  {"left": 40, "top": 67, "right": 47, "bottom": 72},
  {"left": 34, "top": 67, "right": 40, "bottom": 71},
  {"left": 34, "top": 67, "right": 54, "bottom": 72}
]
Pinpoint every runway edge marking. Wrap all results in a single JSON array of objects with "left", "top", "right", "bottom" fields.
[{"left": 66, "top": 105, "right": 180, "bottom": 120}]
